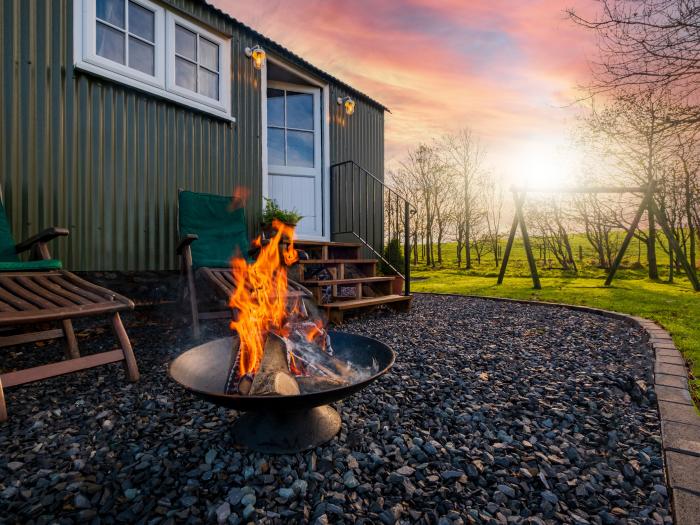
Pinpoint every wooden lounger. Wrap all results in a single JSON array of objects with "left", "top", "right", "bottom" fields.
[{"left": 0, "top": 223, "right": 139, "bottom": 422}]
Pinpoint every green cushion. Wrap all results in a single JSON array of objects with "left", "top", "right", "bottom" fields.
[
  {"left": 178, "top": 190, "right": 250, "bottom": 269},
  {"left": 0, "top": 259, "right": 62, "bottom": 271},
  {"left": 0, "top": 200, "right": 19, "bottom": 263}
]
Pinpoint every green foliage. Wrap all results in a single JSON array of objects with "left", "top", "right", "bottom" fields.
[
  {"left": 381, "top": 238, "right": 404, "bottom": 275},
  {"left": 261, "top": 198, "right": 302, "bottom": 226}
]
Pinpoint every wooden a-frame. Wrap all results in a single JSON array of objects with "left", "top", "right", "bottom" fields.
[{"left": 496, "top": 183, "right": 700, "bottom": 291}]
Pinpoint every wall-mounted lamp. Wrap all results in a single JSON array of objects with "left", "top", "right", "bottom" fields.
[
  {"left": 245, "top": 45, "right": 266, "bottom": 70},
  {"left": 337, "top": 96, "right": 355, "bottom": 116}
]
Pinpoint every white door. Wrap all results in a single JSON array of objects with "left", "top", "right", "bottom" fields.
[{"left": 265, "top": 81, "right": 323, "bottom": 239}]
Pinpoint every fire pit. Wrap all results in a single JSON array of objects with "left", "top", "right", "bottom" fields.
[{"left": 169, "top": 331, "right": 394, "bottom": 453}]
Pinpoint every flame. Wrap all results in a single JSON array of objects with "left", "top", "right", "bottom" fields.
[
  {"left": 229, "top": 219, "right": 298, "bottom": 377},
  {"left": 305, "top": 319, "right": 324, "bottom": 343},
  {"left": 229, "top": 186, "right": 250, "bottom": 211}
]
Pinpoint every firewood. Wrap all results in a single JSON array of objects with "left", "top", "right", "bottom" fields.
[
  {"left": 250, "top": 370, "right": 300, "bottom": 396},
  {"left": 296, "top": 375, "right": 349, "bottom": 394},
  {"left": 237, "top": 374, "right": 253, "bottom": 395},
  {"left": 257, "top": 332, "right": 290, "bottom": 374},
  {"left": 248, "top": 332, "right": 300, "bottom": 396}
]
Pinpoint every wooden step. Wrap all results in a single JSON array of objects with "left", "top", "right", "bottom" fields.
[
  {"left": 322, "top": 294, "right": 412, "bottom": 311},
  {"left": 301, "top": 276, "right": 394, "bottom": 286},
  {"left": 295, "top": 240, "right": 362, "bottom": 248},
  {"left": 296, "top": 259, "right": 377, "bottom": 265}
]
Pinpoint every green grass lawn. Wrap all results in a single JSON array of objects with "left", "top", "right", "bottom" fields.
[{"left": 407, "top": 239, "right": 700, "bottom": 402}]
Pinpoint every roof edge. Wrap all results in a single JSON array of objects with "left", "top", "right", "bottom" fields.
[{"left": 195, "top": 0, "right": 388, "bottom": 112}]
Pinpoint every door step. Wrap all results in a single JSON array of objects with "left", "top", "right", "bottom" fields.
[
  {"left": 290, "top": 240, "right": 411, "bottom": 323},
  {"left": 301, "top": 276, "right": 394, "bottom": 286},
  {"left": 295, "top": 240, "right": 362, "bottom": 248},
  {"left": 296, "top": 259, "right": 377, "bottom": 265},
  {"left": 321, "top": 295, "right": 412, "bottom": 324}
]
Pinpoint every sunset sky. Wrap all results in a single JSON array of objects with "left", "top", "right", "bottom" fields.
[{"left": 211, "top": 0, "right": 598, "bottom": 184}]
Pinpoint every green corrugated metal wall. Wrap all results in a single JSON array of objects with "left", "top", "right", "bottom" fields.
[
  {"left": 329, "top": 87, "right": 385, "bottom": 252},
  {"left": 0, "top": 0, "right": 384, "bottom": 271}
]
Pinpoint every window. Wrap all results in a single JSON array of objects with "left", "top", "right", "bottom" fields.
[
  {"left": 95, "top": 0, "right": 156, "bottom": 75},
  {"left": 267, "top": 88, "right": 316, "bottom": 168},
  {"left": 74, "top": 0, "right": 232, "bottom": 119},
  {"left": 166, "top": 18, "right": 225, "bottom": 106}
]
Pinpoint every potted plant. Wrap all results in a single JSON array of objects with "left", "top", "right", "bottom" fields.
[
  {"left": 380, "top": 238, "right": 405, "bottom": 294},
  {"left": 261, "top": 198, "right": 303, "bottom": 239}
]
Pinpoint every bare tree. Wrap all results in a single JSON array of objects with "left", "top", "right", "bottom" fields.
[
  {"left": 573, "top": 194, "right": 620, "bottom": 268},
  {"left": 569, "top": 0, "right": 700, "bottom": 113},
  {"left": 442, "top": 129, "right": 485, "bottom": 269},
  {"left": 482, "top": 174, "right": 504, "bottom": 267},
  {"left": 579, "top": 88, "right": 682, "bottom": 278},
  {"left": 399, "top": 144, "right": 448, "bottom": 267},
  {"left": 529, "top": 198, "right": 578, "bottom": 272}
]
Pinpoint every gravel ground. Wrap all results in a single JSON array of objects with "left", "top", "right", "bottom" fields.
[{"left": 0, "top": 294, "right": 670, "bottom": 524}]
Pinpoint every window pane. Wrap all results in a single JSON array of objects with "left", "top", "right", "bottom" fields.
[
  {"left": 96, "top": 22, "right": 125, "bottom": 64},
  {"left": 175, "top": 25, "right": 197, "bottom": 61},
  {"left": 267, "top": 89, "right": 284, "bottom": 127},
  {"left": 287, "top": 130, "right": 314, "bottom": 167},
  {"left": 268, "top": 128, "right": 285, "bottom": 166},
  {"left": 199, "top": 68, "right": 219, "bottom": 100},
  {"left": 199, "top": 37, "right": 219, "bottom": 72},
  {"left": 128, "top": 36, "right": 154, "bottom": 75},
  {"left": 286, "top": 92, "right": 313, "bottom": 130},
  {"left": 175, "top": 57, "right": 197, "bottom": 92},
  {"left": 97, "top": 0, "right": 125, "bottom": 29},
  {"left": 128, "top": 1, "right": 154, "bottom": 42}
]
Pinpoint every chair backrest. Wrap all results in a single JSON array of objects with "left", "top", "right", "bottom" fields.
[
  {"left": 0, "top": 199, "right": 19, "bottom": 263},
  {"left": 178, "top": 190, "right": 250, "bottom": 268}
]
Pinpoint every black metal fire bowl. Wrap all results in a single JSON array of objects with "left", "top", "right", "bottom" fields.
[{"left": 169, "top": 331, "right": 395, "bottom": 453}]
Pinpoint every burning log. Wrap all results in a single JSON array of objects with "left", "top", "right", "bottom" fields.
[
  {"left": 296, "top": 376, "right": 348, "bottom": 394},
  {"left": 248, "top": 333, "right": 300, "bottom": 396}
]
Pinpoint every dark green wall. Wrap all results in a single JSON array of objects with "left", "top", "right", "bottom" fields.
[
  {"left": 0, "top": 0, "right": 384, "bottom": 270},
  {"left": 329, "top": 87, "right": 385, "bottom": 252}
]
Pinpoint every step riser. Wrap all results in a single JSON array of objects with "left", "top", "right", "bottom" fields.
[{"left": 288, "top": 240, "right": 411, "bottom": 322}]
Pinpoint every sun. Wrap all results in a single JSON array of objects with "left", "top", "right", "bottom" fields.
[{"left": 512, "top": 140, "right": 580, "bottom": 190}]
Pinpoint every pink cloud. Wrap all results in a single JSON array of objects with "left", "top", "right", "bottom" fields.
[{"left": 210, "top": 0, "right": 597, "bottom": 171}]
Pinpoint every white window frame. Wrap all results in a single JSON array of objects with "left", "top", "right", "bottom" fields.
[
  {"left": 77, "top": 0, "right": 165, "bottom": 89},
  {"left": 165, "top": 12, "right": 230, "bottom": 115},
  {"left": 266, "top": 81, "right": 321, "bottom": 177},
  {"left": 73, "top": 0, "right": 233, "bottom": 121}
]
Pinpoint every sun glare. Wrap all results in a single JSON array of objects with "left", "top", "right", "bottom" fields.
[{"left": 512, "top": 140, "right": 580, "bottom": 190}]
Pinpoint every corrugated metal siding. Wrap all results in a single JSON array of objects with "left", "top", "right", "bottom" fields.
[
  {"left": 329, "top": 86, "right": 385, "bottom": 252},
  {"left": 1, "top": 0, "right": 384, "bottom": 271}
]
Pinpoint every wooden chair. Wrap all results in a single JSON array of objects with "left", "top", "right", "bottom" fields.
[
  {"left": 0, "top": 201, "right": 139, "bottom": 422},
  {"left": 176, "top": 190, "right": 311, "bottom": 339}
]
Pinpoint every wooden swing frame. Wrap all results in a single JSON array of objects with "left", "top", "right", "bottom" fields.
[{"left": 496, "top": 182, "right": 700, "bottom": 291}]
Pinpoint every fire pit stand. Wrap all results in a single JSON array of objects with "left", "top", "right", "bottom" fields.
[{"left": 169, "top": 332, "right": 394, "bottom": 453}]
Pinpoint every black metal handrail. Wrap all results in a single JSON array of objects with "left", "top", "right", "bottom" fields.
[{"left": 330, "top": 160, "right": 414, "bottom": 295}]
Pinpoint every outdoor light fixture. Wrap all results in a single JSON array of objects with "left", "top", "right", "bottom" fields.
[
  {"left": 245, "top": 45, "right": 266, "bottom": 70},
  {"left": 337, "top": 96, "right": 355, "bottom": 116}
]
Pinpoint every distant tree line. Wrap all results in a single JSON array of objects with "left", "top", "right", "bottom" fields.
[{"left": 385, "top": 129, "right": 505, "bottom": 270}]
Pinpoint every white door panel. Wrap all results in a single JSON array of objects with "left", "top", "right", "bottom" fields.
[
  {"left": 265, "top": 81, "right": 323, "bottom": 239},
  {"left": 268, "top": 174, "right": 319, "bottom": 236}
]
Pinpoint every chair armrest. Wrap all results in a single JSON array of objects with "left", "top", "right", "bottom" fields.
[
  {"left": 15, "top": 227, "right": 70, "bottom": 254},
  {"left": 176, "top": 234, "right": 199, "bottom": 255}
]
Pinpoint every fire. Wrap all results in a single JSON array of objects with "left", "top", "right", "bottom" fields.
[{"left": 229, "top": 219, "right": 299, "bottom": 377}]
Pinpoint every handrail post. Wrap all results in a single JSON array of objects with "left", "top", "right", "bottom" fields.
[{"left": 404, "top": 200, "right": 410, "bottom": 296}]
